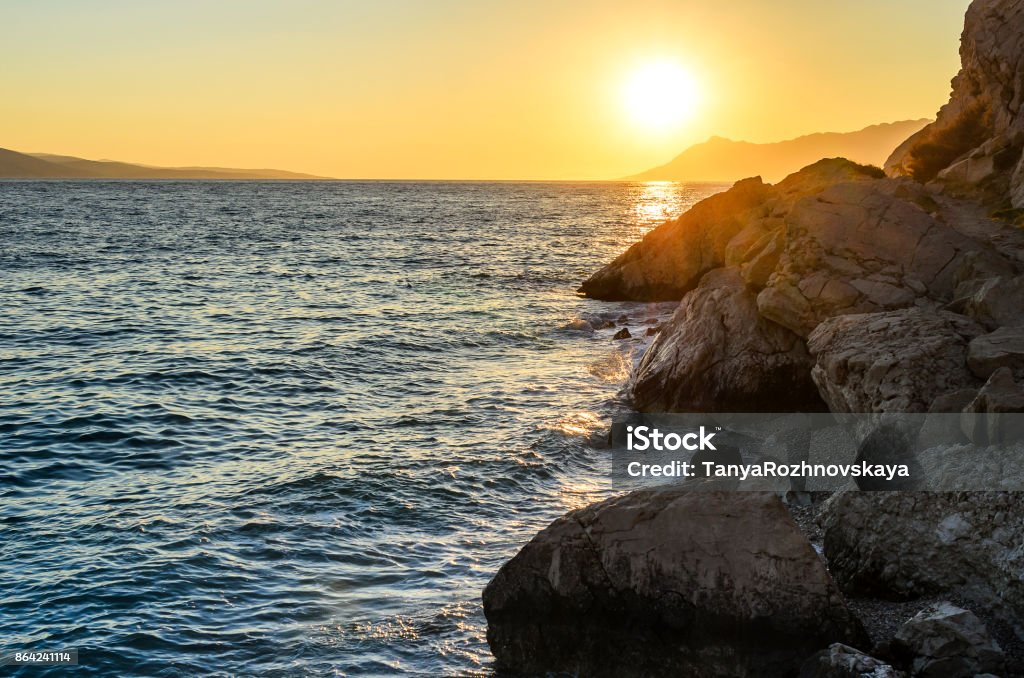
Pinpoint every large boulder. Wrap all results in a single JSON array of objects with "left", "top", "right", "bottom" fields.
[
  {"left": 755, "top": 179, "right": 1009, "bottom": 337},
  {"left": 631, "top": 268, "right": 826, "bottom": 412},
  {"left": 578, "top": 159, "right": 884, "bottom": 302},
  {"left": 885, "top": 0, "right": 1024, "bottom": 208},
  {"left": 582, "top": 154, "right": 1018, "bottom": 325},
  {"left": 756, "top": 180, "right": 925, "bottom": 335},
  {"left": 820, "top": 492, "right": 1024, "bottom": 637},
  {"left": 483, "top": 490, "right": 867, "bottom": 677},
  {"left": 807, "top": 308, "right": 985, "bottom": 413},
  {"left": 890, "top": 602, "right": 1006, "bottom": 678},
  {"left": 578, "top": 177, "right": 771, "bottom": 301}
]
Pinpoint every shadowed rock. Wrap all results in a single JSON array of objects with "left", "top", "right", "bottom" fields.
[
  {"left": 799, "top": 643, "right": 905, "bottom": 678},
  {"left": 808, "top": 308, "right": 984, "bottom": 413},
  {"left": 852, "top": 424, "right": 922, "bottom": 490},
  {"left": 962, "top": 367, "right": 1024, "bottom": 444},
  {"left": 820, "top": 492, "right": 1024, "bottom": 635},
  {"left": 483, "top": 490, "right": 867, "bottom": 678},
  {"left": 891, "top": 602, "right": 1006, "bottom": 678},
  {"left": 630, "top": 268, "right": 823, "bottom": 411},
  {"left": 967, "top": 325, "right": 1024, "bottom": 380},
  {"left": 967, "top": 366, "right": 1024, "bottom": 413},
  {"left": 961, "top": 274, "right": 1024, "bottom": 329},
  {"left": 631, "top": 268, "right": 827, "bottom": 412}
]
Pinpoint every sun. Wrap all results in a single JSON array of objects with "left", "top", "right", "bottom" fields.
[{"left": 623, "top": 61, "right": 701, "bottom": 132}]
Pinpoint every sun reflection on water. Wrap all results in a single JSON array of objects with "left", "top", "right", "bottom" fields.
[
  {"left": 634, "top": 181, "right": 683, "bottom": 225},
  {"left": 546, "top": 410, "right": 604, "bottom": 437},
  {"left": 558, "top": 479, "right": 606, "bottom": 511}
]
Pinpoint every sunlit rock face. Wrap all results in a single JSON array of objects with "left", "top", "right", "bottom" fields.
[
  {"left": 483, "top": 490, "right": 867, "bottom": 678},
  {"left": 885, "top": 0, "right": 1024, "bottom": 209},
  {"left": 578, "top": 159, "right": 882, "bottom": 302},
  {"left": 581, "top": 158, "right": 1010, "bottom": 332},
  {"left": 577, "top": 176, "right": 771, "bottom": 300},
  {"left": 581, "top": 154, "right": 1024, "bottom": 413},
  {"left": 754, "top": 178, "right": 987, "bottom": 337}
]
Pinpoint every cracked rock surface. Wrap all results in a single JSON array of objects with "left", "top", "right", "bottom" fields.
[
  {"left": 820, "top": 492, "right": 1024, "bottom": 639},
  {"left": 580, "top": 156, "right": 1020, "bottom": 414},
  {"left": 631, "top": 267, "right": 826, "bottom": 412},
  {"left": 807, "top": 308, "right": 985, "bottom": 413}
]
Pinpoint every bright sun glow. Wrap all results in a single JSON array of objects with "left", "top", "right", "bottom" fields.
[{"left": 623, "top": 61, "right": 700, "bottom": 132}]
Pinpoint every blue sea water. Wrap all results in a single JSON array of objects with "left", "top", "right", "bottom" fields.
[{"left": 0, "top": 180, "right": 723, "bottom": 676}]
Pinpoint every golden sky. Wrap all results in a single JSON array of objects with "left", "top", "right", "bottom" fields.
[{"left": 1, "top": 0, "right": 970, "bottom": 180}]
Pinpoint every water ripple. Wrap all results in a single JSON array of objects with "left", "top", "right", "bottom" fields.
[{"left": 0, "top": 179, "right": 723, "bottom": 676}]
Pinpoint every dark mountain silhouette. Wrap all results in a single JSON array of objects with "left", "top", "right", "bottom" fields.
[
  {"left": 0, "top": 148, "right": 330, "bottom": 180},
  {"left": 625, "top": 120, "right": 930, "bottom": 183}
]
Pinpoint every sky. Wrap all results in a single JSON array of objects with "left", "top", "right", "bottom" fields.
[{"left": 1, "top": 0, "right": 971, "bottom": 180}]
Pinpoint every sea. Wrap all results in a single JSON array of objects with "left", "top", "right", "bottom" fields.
[{"left": 0, "top": 180, "right": 724, "bottom": 676}]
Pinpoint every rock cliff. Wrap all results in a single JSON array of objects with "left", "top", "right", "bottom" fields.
[
  {"left": 488, "top": 0, "right": 1024, "bottom": 674},
  {"left": 588, "top": 152, "right": 1022, "bottom": 415},
  {"left": 885, "top": 0, "right": 1024, "bottom": 210}
]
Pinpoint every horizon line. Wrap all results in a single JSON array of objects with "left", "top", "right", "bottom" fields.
[
  {"left": 0, "top": 176, "right": 738, "bottom": 184},
  {"left": 5, "top": 116, "right": 926, "bottom": 185}
]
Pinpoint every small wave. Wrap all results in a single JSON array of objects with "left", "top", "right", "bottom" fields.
[
  {"left": 558, "top": 317, "right": 595, "bottom": 333},
  {"left": 72, "top": 429, "right": 134, "bottom": 444}
]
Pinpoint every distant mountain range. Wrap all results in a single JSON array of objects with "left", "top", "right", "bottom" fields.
[
  {"left": 2, "top": 121, "right": 931, "bottom": 182},
  {"left": 0, "top": 147, "right": 329, "bottom": 180},
  {"left": 625, "top": 119, "right": 931, "bottom": 183}
]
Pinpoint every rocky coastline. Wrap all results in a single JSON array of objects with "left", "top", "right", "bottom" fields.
[{"left": 483, "top": 1, "right": 1024, "bottom": 675}]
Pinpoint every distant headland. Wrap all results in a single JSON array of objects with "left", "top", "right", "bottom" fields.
[
  {"left": 625, "top": 119, "right": 931, "bottom": 183},
  {"left": 0, "top": 147, "right": 331, "bottom": 180}
]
